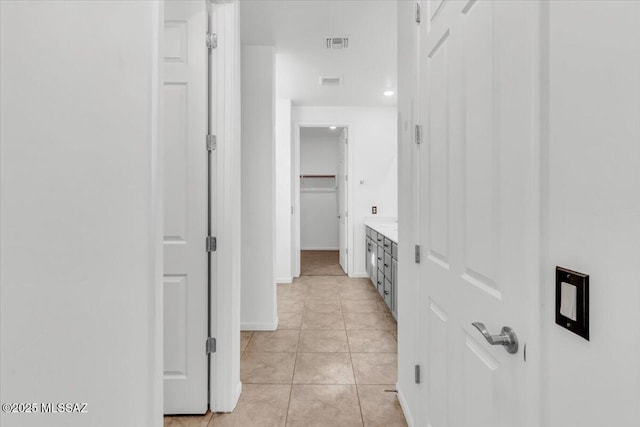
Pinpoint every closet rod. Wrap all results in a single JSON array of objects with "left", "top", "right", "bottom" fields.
[{"left": 299, "top": 174, "right": 336, "bottom": 178}]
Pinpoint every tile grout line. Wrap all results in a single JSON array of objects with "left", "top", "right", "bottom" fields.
[
  {"left": 283, "top": 290, "right": 304, "bottom": 426},
  {"left": 342, "top": 284, "right": 366, "bottom": 427}
]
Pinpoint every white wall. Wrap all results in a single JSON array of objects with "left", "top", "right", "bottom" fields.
[
  {"left": 293, "top": 107, "right": 398, "bottom": 277},
  {"left": 543, "top": 2, "right": 640, "bottom": 425},
  {"left": 301, "top": 191, "right": 339, "bottom": 250},
  {"left": 241, "top": 45, "right": 277, "bottom": 330},
  {"left": 0, "top": 2, "right": 162, "bottom": 426},
  {"left": 300, "top": 134, "right": 339, "bottom": 175},
  {"left": 300, "top": 133, "right": 340, "bottom": 250},
  {"left": 275, "top": 99, "right": 293, "bottom": 283}
]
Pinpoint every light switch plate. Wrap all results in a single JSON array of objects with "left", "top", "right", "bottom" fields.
[{"left": 555, "top": 266, "right": 589, "bottom": 340}]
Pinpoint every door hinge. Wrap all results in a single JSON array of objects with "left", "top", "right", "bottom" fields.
[
  {"left": 206, "top": 32, "right": 218, "bottom": 50},
  {"left": 415, "top": 2, "right": 421, "bottom": 24},
  {"left": 345, "top": 210, "right": 348, "bottom": 218},
  {"left": 415, "top": 244, "right": 421, "bottom": 263},
  {"left": 415, "top": 124, "right": 422, "bottom": 144},
  {"left": 206, "top": 236, "right": 217, "bottom": 252},
  {"left": 206, "top": 134, "right": 217, "bottom": 151},
  {"left": 415, "top": 365, "right": 421, "bottom": 384},
  {"left": 345, "top": 174, "right": 348, "bottom": 182},
  {"left": 206, "top": 337, "right": 216, "bottom": 354}
]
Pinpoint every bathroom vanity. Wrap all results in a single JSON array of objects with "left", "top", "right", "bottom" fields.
[{"left": 365, "top": 221, "right": 398, "bottom": 320}]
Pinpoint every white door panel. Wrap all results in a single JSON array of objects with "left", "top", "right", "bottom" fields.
[
  {"left": 163, "top": 0, "right": 208, "bottom": 415},
  {"left": 418, "top": 1, "right": 539, "bottom": 426}
]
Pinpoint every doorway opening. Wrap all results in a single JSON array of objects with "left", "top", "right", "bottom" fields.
[{"left": 297, "top": 126, "right": 348, "bottom": 277}]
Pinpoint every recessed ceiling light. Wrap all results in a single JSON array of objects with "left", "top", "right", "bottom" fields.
[
  {"left": 329, "top": 126, "right": 337, "bottom": 130},
  {"left": 384, "top": 90, "right": 395, "bottom": 97}
]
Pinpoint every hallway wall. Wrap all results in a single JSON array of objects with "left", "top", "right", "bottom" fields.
[
  {"left": 542, "top": 2, "right": 640, "bottom": 425},
  {"left": 0, "top": 2, "right": 163, "bottom": 426},
  {"left": 300, "top": 131, "right": 340, "bottom": 250},
  {"left": 241, "top": 45, "right": 277, "bottom": 330},
  {"left": 275, "top": 99, "right": 293, "bottom": 283}
]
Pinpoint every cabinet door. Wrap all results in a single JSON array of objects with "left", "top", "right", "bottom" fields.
[
  {"left": 391, "top": 258, "right": 398, "bottom": 319},
  {"left": 365, "top": 237, "right": 371, "bottom": 278},
  {"left": 369, "top": 240, "right": 378, "bottom": 285}
]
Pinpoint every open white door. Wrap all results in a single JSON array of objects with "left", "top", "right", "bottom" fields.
[
  {"left": 337, "top": 128, "right": 348, "bottom": 274},
  {"left": 418, "top": 1, "right": 539, "bottom": 426},
  {"left": 163, "top": 0, "right": 209, "bottom": 415}
]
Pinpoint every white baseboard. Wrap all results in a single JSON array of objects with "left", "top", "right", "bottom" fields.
[
  {"left": 241, "top": 317, "right": 278, "bottom": 331},
  {"left": 301, "top": 247, "right": 339, "bottom": 251},
  {"left": 396, "top": 383, "right": 415, "bottom": 427},
  {"left": 276, "top": 277, "right": 293, "bottom": 284},
  {"left": 349, "top": 272, "right": 369, "bottom": 279}
]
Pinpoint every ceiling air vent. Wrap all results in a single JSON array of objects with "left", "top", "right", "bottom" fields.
[
  {"left": 326, "top": 37, "right": 349, "bottom": 49},
  {"left": 319, "top": 76, "right": 343, "bottom": 86}
]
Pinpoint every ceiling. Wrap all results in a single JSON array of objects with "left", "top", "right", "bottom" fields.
[
  {"left": 240, "top": 0, "right": 397, "bottom": 107},
  {"left": 300, "top": 126, "right": 346, "bottom": 139}
]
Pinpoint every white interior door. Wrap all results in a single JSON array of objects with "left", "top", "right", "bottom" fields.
[
  {"left": 418, "top": 1, "right": 539, "bottom": 426},
  {"left": 337, "top": 128, "right": 348, "bottom": 273},
  {"left": 163, "top": 0, "right": 208, "bottom": 415}
]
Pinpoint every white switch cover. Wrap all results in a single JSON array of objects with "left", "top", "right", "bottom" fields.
[{"left": 560, "top": 282, "right": 577, "bottom": 321}]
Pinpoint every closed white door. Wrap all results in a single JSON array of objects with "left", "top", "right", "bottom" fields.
[
  {"left": 163, "top": 0, "right": 208, "bottom": 415},
  {"left": 418, "top": 1, "right": 539, "bottom": 426},
  {"left": 338, "top": 128, "right": 348, "bottom": 273}
]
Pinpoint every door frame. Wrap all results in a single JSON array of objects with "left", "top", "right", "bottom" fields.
[
  {"left": 156, "top": 0, "right": 243, "bottom": 417},
  {"left": 293, "top": 123, "right": 352, "bottom": 277}
]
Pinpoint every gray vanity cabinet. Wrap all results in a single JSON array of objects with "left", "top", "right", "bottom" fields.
[
  {"left": 391, "top": 257, "right": 398, "bottom": 319},
  {"left": 365, "top": 225, "right": 398, "bottom": 319}
]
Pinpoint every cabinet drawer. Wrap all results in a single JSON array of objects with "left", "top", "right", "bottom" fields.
[
  {"left": 383, "top": 237, "right": 392, "bottom": 253},
  {"left": 370, "top": 229, "right": 377, "bottom": 242},
  {"left": 377, "top": 246, "right": 384, "bottom": 268},
  {"left": 392, "top": 242, "right": 398, "bottom": 259},
  {"left": 366, "top": 226, "right": 371, "bottom": 238},
  {"left": 376, "top": 232, "right": 384, "bottom": 244},
  {"left": 384, "top": 252, "right": 392, "bottom": 278}
]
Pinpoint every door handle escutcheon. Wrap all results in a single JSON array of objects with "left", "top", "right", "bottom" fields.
[{"left": 471, "top": 322, "right": 518, "bottom": 354}]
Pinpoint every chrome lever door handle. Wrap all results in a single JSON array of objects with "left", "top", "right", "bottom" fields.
[{"left": 471, "top": 322, "right": 519, "bottom": 354}]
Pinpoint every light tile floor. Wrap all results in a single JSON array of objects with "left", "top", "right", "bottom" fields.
[{"left": 165, "top": 274, "right": 406, "bottom": 427}]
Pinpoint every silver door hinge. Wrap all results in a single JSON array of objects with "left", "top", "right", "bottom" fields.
[
  {"left": 345, "top": 174, "right": 348, "bottom": 181},
  {"left": 415, "top": 365, "right": 421, "bottom": 383},
  {"left": 345, "top": 210, "right": 348, "bottom": 218},
  {"left": 206, "top": 134, "right": 217, "bottom": 151},
  {"left": 206, "top": 337, "right": 216, "bottom": 354},
  {"left": 415, "top": 245, "right": 421, "bottom": 263},
  {"left": 206, "top": 32, "right": 217, "bottom": 50},
  {"left": 416, "top": 3, "right": 421, "bottom": 24},
  {"left": 415, "top": 124, "right": 422, "bottom": 144},
  {"left": 206, "top": 236, "right": 217, "bottom": 252}
]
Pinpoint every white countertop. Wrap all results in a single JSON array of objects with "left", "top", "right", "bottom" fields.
[{"left": 365, "top": 219, "right": 398, "bottom": 244}]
